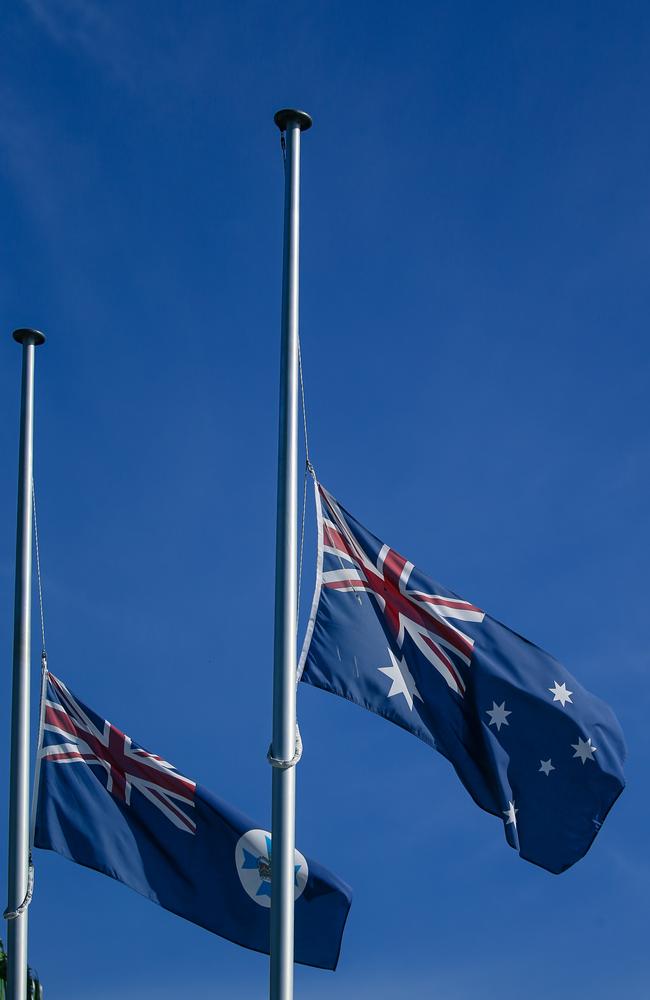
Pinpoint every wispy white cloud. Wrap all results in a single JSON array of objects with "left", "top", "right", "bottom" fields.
[
  {"left": 0, "top": 85, "right": 109, "bottom": 327},
  {"left": 21, "top": 0, "right": 134, "bottom": 84},
  {"left": 23, "top": 0, "right": 106, "bottom": 45},
  {"left": 0, "top": 87, "right": 81, "bottom": 245},
  {"left": 20, "top": 0, "right": 234, "bottom": 101}
]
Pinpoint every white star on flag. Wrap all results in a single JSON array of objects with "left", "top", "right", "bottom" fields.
[
  {"left": 539, "top": 759, "right": 555, "bottom": 776},
  {"left": 503, "top": 801, "right": 518, "bottom": 826},
  {"left": 572, "top": 736, "right": 597, "bottom": 764},
  {"left": 549, "top": 681, "right": 573, "bottom": 707},
  {"left": 378, "top": 648, "right": 422, "bottom": 712},
  {"left": 486, "top": 701, "right": 511, "bottom": 731}
]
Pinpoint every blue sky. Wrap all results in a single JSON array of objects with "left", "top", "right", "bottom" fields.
[{"left": 0, "top": 1, "right": 648, "bottom": 997}]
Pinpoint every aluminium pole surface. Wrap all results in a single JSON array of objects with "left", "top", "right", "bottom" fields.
[
  {"left": 6, "top": 328, "right": 45, "bottom": 1000},
  {"left": 270, "top": 108, "right": 312, "bottom": 1000}
]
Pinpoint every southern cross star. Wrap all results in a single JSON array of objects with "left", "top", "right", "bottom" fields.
[
  {"left": 378, "top": 648, "right": 422, "bottom": 711},
  {"left": 486, "top": 701, "right": 511, "bottom": 731},
  {"left": 539, "top": 759, "right": 555, "bottom": 776},
  {"left": 503, "top": 801, "right": 518, "bottom": 826},
  {"left": 549, "top": 681, "right": 573, "bottom": 707},
  {"left": 572, "top": 736, "right": 597, "bottom": 764}
]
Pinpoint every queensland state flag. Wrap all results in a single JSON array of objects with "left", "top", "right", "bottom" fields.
[
  {"left": 33, "top": 671, "right": 351, "bottom": 970},
  {"left": 299, "top": 481, "right": 626, "bottom": 874}
]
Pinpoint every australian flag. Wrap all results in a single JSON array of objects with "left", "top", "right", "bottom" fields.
[
  {"left": 299, "top": 481, "right": 626, "bottom": 874},
  {"left": 33, "top": 671, "right": 351, "bottom": 970}
]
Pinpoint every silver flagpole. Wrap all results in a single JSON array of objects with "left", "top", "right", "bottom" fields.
[
  {"left": 270, "top": 108, "right": 312, "bottom": 1000},
  {"left": 6, "top": 327, "right": 45, "bottom": 1000}
]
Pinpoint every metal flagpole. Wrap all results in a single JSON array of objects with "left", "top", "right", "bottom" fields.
[
  {"left": 6, "top": 327, "right": 45, "bottom": 1000},
  {"left": 269, "top": 108, "right": 312, "bottom": 1000}
]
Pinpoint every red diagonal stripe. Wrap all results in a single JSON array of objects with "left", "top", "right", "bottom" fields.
[
  {"left": 420, "top": 634, "right": 465, "bottom": 693},
  {"left": 416, "top": 594, "right": 482, "bottom": 614},
  {"left": 381, "top": 548, "right": 409, "bottom": 588},
  {"left": 45, "top": 704, "right": 79, "bottom": 737},
  {"left": 325, "top": 580, "right": 372, "bottom": 593},
  {"left": 323, "top": 522, "right": 350, "bottom": 556},
  {"left": 148, "top": 787, "right": 196, "bottom": 832}
]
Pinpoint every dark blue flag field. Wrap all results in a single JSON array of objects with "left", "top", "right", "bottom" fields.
[
  {"left": 33, "top": 671, "right": 351, "bottom": 970},
  {"left": 299, "top": 482, "right": 626, "bottom": 874}
]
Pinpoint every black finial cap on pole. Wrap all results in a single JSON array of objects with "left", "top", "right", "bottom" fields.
[
  {"left": 274, "top": 108, "right": 313, "bottom": 132},
  {"left": 12, "top": 328, "right": 45, "bottom": 346}
]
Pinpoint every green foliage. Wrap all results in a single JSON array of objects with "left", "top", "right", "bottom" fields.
[{"left": 0, "top": 939, "right": 42, "bottom": 998}]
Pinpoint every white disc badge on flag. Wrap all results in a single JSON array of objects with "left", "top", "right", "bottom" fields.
[{"left": 235, "top": 829, "right": 308, "bottom": 908}]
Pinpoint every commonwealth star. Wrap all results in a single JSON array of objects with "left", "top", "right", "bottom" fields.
[{"left": 378, "top": 648, "right": 422, "bottom": 711}]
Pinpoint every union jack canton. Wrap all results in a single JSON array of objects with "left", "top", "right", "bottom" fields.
[
  {"left": 320, "top": 489, "right": 485, "bottom": 696},
  {"left": 40, "top": 672, "right": 196, "bottom": 833},
  {"left": 299, "top": 481, "right": 626, "bottom": 875}
]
